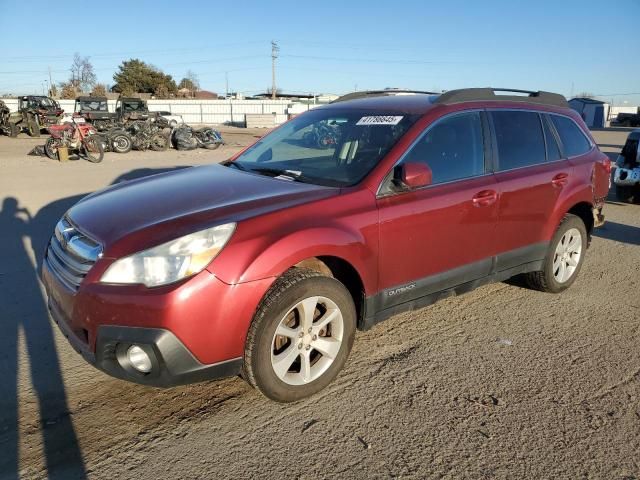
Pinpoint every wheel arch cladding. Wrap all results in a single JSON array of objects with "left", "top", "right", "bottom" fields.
[{"left": 293, "top": 256, "right": 366, "bottom": 326}]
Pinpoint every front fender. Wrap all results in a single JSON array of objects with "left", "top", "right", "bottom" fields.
[{"left": 209, "top": 226, "right": 377, "bottom": 295}]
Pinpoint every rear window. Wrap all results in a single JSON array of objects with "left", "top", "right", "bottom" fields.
[
  {"left": 492, "top": 111, "right": 546, "bottom": 171},
  {"left": 550, "top": 115, "right": 592, "bottom": 157}
]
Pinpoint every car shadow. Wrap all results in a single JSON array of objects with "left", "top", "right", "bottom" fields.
[
  {"left": 593, "top": 221, "right": 640, "bottom": 246},
  {"left": 0, "top": 166, "right": 191, "bottom": 479}
]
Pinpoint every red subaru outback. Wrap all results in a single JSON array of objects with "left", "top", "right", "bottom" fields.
[{"left": 42, "top": 88, "right": 611, "bottom": 402}]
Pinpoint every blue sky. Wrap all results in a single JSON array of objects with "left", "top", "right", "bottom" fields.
[{"left": 1, "top": 0, "right": 639, "bottom": 105}]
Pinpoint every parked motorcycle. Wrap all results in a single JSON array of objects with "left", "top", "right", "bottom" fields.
[
  {"left": 172, "top": 126, "right": 224, "bottom": 150},
  {"left": 45, "top": 119, "right": 104, "bottom": 163},
  {"left": 302, "top": 122, "right": 340, "bottom": 149},
  {"left": 128, "top": 120, "right": 170, "bottom": 151}
]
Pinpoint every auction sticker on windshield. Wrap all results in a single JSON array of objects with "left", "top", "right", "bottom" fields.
[{"left": 356, "top": 116, "right": 404, "bottom": 126}]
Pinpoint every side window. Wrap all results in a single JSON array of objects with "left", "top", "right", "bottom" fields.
[
  {"left": 400, "top": 111, "right": 485, "bottom": 185},
  {"left": 492, "top": 111, "right": 546, "bottom": 171},
  {"left": 550, "top": 115, "right": 592, "bottom": 157},
  {"left": 542, "top": 115, "right": 562, "bottom": 162}
]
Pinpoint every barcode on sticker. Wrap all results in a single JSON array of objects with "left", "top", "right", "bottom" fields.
[{"left": 356, "top": 116, "right": 403, "bottom": 126}]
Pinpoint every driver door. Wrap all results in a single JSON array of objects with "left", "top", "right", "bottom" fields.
[{"left": 376, "top": 111, "right": 498, "bottom": 309}]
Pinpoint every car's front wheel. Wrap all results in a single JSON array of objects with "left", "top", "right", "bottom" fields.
[
  {"left": 243, "top": 268, "right": 356, "bottom": 402},
  {"left": 524, "top": 214, "right": 587, "bottom": 293}
]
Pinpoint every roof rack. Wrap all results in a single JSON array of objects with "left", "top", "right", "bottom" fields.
[
  {"left": 331, "top": 89, "right": 439, "bottom": 104},
  {"left": 435, "top": 88, "right": 568, "bottom": 108}
]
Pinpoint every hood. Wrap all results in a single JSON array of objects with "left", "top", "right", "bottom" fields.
[{"left": 67, "top": 164, "right": 337, "bottom": 255}]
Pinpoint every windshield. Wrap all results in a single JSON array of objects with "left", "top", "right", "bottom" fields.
[
  {"left": 232, "top": 109, "right": 419, "bottom": 187},
  {"left": 77, "top": 100, "right": 107, "bottom": 112},
  {"left": 123, "top": 101, "right": 146, "bottom": 112}
]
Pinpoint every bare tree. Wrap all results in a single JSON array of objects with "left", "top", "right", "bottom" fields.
[
  {"left": 91, "top": 84, "right": 107, "bottom": 97},
  {"left": 70, "top": 53, "right": 97, "bottom": 93}
]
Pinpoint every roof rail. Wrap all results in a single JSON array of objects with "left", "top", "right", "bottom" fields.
[
  {"left": 435, "top": 88, "right": 569, "bottom": 108},
  {"left": 331, "top": 89, "right": 439, "bottom": 104}
]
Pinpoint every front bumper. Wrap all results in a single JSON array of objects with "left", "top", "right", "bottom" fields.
[
  {"left": 42, "top": 254, "right": 274, "bottom": 387},
  {"left": 614, "top": 166, "right": 640, "bottom": 186}
]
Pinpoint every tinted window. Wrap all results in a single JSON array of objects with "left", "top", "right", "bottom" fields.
[
  {"left": 550, "top": 115, "right": 592, "bottom": 157},
  {"left": 234, "top": 109, "right": 418, "bottom": 187},
  {"left": 492, "top": 111, "right": 546, "bottom": 170},
  {"left": 542, "top": 116, "right": 562, "bottom": 162},
  {"left": 401, "top": 111, "right": 485, "bottom": 184}
]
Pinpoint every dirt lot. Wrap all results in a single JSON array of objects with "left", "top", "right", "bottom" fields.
[{"left": 0, "top": 128, "right": 638, "bottom": 480}]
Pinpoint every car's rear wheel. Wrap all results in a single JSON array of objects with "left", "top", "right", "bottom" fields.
[
  {"left": 243, "top": 268, "right": 356, "bottom": 402},
  {"left": 524, "top": 214, "right": 587, "bottom": 293}
]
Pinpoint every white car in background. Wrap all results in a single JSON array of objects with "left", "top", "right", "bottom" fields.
[{"left": 155, "top": 111, "right": 184, "bottom": 127}]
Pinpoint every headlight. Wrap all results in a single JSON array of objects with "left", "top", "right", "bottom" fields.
[{"left": 100, "top": 223, "right": 235, "bottom": 287}]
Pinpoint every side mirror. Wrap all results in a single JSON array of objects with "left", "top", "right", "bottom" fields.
[{"left": 395, "top": 162, "right": 432, "bottom": 189}]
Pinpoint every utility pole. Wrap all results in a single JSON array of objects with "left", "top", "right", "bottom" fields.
[
  {"left": 271, "top": 40, "right": 279, "bottom": 100},
  {"left": 48, "top": 66, "right": 53, "bottom": 96}
]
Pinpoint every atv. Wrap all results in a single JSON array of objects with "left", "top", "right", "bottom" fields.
[
  {"left": 8, "top": 96, "right": 64, "bottom": 137},
  {"left": 614, "top": 129, "right": 640, "bottom": 203}
]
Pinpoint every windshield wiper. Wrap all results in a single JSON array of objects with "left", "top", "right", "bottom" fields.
[
  {"left": 249, "top": 167, "right": 312, "bottom": 183},
  {"left": 222, "top": 160, "right": 248, "bottom": 171}
]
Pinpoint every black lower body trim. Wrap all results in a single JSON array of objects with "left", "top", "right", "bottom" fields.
[
  {"left": 94, "top": 326, "right": 243, "bottom": 387},
  {"left": 362, "top": 243, "right": 548, "bottom": 330}
]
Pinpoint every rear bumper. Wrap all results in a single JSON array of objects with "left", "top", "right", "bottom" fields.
[{"left": 614, "top": 166, "right": 640, "bottom": 186}]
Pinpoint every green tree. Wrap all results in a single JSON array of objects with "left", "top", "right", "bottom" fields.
[
  {"left": 178, "top": 70, "right": 199, "bottom": 97},
  {"left": 112, "top": 59, "right": 177, "bottom": 97}
]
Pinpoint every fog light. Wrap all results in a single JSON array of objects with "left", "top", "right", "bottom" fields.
[{"left": 127, "top": 345, "right": 152, "bottom": 373}]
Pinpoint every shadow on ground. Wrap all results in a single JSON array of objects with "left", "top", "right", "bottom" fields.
[
  {"left": 593, "top": 221, "right": 640, "bottom": 246},
  {"left": 0, "top": 166, "right": 190, "bottom": 479}
]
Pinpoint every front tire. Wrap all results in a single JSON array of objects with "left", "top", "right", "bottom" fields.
[
  {"left": 524, "top": 214, "right": 587, "bottom": 293},
  {"left": 82, "top": 137, "right": 104, "bottom": 163},
  {"left": 243, "top": 268, "right": 356, "bottom": 402}
]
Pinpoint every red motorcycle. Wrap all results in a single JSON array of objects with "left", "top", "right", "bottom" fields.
[{"left": 45, "top": 118, "right": 104, "bottom": 163}]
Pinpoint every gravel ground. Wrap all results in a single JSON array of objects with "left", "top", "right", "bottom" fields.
[{"left": 0, "top": 128, "right": 638, "bottom": 480}]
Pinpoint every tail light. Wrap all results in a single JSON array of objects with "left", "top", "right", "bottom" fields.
[{"left": 602, "top": 157, "right": 612, "bottom": 174}]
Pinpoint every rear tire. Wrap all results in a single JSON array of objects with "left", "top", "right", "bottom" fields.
[
  {"left": 524, "top": 214, "right": 587, "bottom": 293},
  {"left": 243, "top": 268, "right": 356, "bottom": 403},
  {"left": 615, "top": 184, "right": 639, "bottom": 204},
  {"left": 150, "top": 133, "right": 169, "bottom": 151},
  {"left": 9, "top": 123, "right": 19, "bottom": 137},
  {"left": 110, "top": 132, "right": 132, "bottom": 154},
  {"left": 44, "top": 137, "right": 61, "bottom": 160},
  {"left": 28, "top": 118, "right": 40, "bottom": 137}
]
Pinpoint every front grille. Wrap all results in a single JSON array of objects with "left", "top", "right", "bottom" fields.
[{"left": 45, "top": 217, "right": 102, "bottom": 291}]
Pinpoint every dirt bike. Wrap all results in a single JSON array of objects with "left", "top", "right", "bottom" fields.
[
  {"left": 172, "top": 126, "right": 224, "bottom": 150},
  {"left": 45, "top": 118, "right": 104, "bottom": 163}
]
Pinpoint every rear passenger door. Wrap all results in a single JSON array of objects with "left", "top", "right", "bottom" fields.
[{"left": 490, "top": 109, "right": 570, "bottom": 270}]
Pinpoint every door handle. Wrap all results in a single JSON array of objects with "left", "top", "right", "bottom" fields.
[
  {"left": 552, "top": 173, "right": 569, "bottom": 187},
  {"left": 472, "top": 189, "right": 498, "bottom": 207}
]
